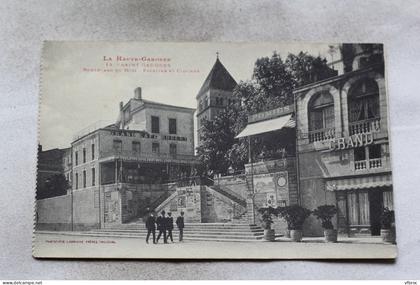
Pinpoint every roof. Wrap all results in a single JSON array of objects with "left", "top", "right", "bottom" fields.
[
  {"left": 236, "top": 114, "right": 295, "bottom": 138},
  {"left": 197, "top": 58, "right": 237, "bottom": 96}
]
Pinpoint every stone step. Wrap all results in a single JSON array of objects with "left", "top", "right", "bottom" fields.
[
  {"left": 36, "top": 231, "right": 264, "bottom": 241},
  {"left": 104, "top": 226, "right": 263, "bottom": 232},
  {"left": 89, "top": 229, "right": 264, "bottom": 236}
]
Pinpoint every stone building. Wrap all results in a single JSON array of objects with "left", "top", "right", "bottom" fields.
[
  {"left": 294, "top": 44, "right": 392, "bottom": 236},
  {"left": 37, "top": 88, "right": 199, "bottom": 230},
  {"left": 196, "top": 56, "right": 238, "bottom": 146}
]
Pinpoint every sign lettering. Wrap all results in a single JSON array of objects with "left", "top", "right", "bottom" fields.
[{"left": 329, "top": 133, "right": 374, "bottom": 151}]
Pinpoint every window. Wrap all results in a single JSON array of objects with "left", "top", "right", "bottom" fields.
[
  {"left": 348, "top": 79, "right": 380, "bottom": 123},
  {"left": 354, "top": 144, "right": 383, "bottom": 170},
  {"left": 75, "top": 173, "right": 78, "bottom": 189},
  {"left": 113, "top": 139, "right": 122, "bottom": 152},
  {"left": 91, "top": 168, "right": 95, "bottom": 186},
  {"left": 83, "top": 148, "right": 86, "bottom": 163},
  {"left": 308, "top": 92, "right": 335, "bottom": 131},
  {"left": 75, "top": 151, "right": 78, "bottom": 166},
  {"left": 83, "top": 170, "right": 86, "bottom": 188},
  {"left": 170, "top": 143, "right": 177, "bottom": 155},
  {"left": 132, "top": 141, "right": 141, "bottom": 153},
  {"left": 151, "top": 116, "right": 160, "bottom": 133},
  {"left": 152, "top": 142, "right": 160, "bottom": 153},
  {"left": 169, "top": 118, "right": 177, "bottom": 134},
  {"left": 91, "top": 144, "right": 95, "bottom": 160}
]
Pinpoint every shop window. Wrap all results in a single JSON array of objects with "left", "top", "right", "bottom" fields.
[
  {"left": 169, "top": 118, "right": 177, "bottom": 134},
  {"left": 348, "top": 78, "right": 380, "bottom": 134},
  {"left": 113, "top": 139, "right": 122, "bottom": 153},
  {"left": 132, "top": 141, "right": 141, "bottom": 153},
  {"left": 152, "top": 142, "right": 160, "bottom": 154},
  {"left": 151, "top": 116, "right": 160, "bottom": 133}
]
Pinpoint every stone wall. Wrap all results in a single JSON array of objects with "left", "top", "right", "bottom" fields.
[
  {"left": 36, "top": 194, "right": 72, "bottom": 231},
  {"left": 214, "top": 174, "right": 248, "bottom": 199},
  {"left": 157, "top": 186, "right": 202, "bottom": 223},
  {"left": 36, "top": 187, "right": 100, "bottom": 231},
  {"left": 200, "top": 186, "right": 247, "bottom": 223}
]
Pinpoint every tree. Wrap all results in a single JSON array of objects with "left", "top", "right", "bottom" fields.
[{"left": 197, "top": 50, "right": 336, "bottom": 175}]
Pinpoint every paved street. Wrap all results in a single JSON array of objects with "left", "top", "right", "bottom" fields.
[{"left": 33, "top": 231, "right": 397, "bottom": 259}]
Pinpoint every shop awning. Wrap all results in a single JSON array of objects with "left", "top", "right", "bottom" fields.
[
  {"left": 235, "top": 114, "right": 295, "bottom": 138},
  {"left": 326, "top": 174, "right": 392, "bottom": 191}
]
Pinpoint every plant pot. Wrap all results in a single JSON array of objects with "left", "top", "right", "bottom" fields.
[
  {"left": 381, "top": 228, "right": 396, "bottom": 244},
  {"left": 290, "top": 229, "right": 303, "bottom": 242},
  {"left": 324, "top": 229, "right": 337, "bottom": 243},
  {"left": 263, "top": 229, "right": 275, "bottom": 241}
]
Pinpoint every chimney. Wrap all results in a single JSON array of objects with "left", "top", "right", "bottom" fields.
[
  {"left": 119, "top": 101, "right": 123, "bottom": 110},
  {"left": 134, "top": 87, "right": 142, "bottom": 100}
]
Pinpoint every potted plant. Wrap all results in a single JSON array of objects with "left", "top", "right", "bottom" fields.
[
  {"left": 380, "top": 208, "right": 396, "bottom": 244},
  {"left": 258, "top": 206, "right": 277, "bottom": 241},
  {"left": 278, "top": 205, "right": 311, "bottom": 242},
  {"left": 312, "top": 205, "right": 338, "bottom": 242}
]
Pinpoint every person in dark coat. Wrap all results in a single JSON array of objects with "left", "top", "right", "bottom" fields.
[
  {"left": 176, "top": 211, "right": 185, "bottom": 242},
  {"left": 156, "top": 210, "right": 167, "bottom": 244},
  {"left": 166, "top": 212, "right": 174, "bottom": 243},
  {"left": 145, "top": 212, "right": 156, "bottom": 244}
]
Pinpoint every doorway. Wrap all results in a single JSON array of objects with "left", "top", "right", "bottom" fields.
[{"left": 369, "top": 190, "right": 383, "bottom": 236}]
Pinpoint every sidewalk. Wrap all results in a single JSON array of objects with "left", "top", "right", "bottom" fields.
[{"left": 33, "top": 231, "right": 397, "bottom": 259}]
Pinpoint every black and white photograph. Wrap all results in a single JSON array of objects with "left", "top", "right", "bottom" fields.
[{"left": 32, "top": 41, "right": 397, "bottom": 259}]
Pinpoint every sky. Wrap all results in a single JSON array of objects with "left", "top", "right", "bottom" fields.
[{"left": 39, "top": 42, "right": 337, "bottom": 150}]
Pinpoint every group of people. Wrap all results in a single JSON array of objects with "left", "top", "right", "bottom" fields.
[{"left": 145, "top": 210, "right": 185, "bottom": 244}]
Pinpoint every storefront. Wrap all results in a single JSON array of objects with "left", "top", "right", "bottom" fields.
[{"left": 326, "top": 174, "right": 393, "bottom": 236}]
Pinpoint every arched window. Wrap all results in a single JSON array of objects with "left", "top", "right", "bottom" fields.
[
  {"left": 348, "top": 78, "right": 380, "bottom": 134},
  {"left": 308, "top": 92, "right": 335, "bottom": 142}
]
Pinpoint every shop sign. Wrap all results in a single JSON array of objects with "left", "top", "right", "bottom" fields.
[
  {"left": 248, "top": 105, "right": 294, "bottom": 123},
  {"left": 328, "top": 132, "right": 373, "bottom": 151}
]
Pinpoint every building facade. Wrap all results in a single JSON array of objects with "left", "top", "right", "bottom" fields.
[{"left": 294, "top": 44, "right": 392, "bottom": 236}]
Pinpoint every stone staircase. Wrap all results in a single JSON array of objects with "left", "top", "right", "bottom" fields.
[{"left": 87, "top": 222, "right": 265, "bottom": 242}]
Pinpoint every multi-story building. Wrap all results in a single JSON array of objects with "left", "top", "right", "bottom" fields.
[
  {"left": 196, "top": 56, "right": 237, "bottom": 146},
  {"left": 65, "top": 87, "right": 198, "bottom": 228},
  {"left": 294, "top": 44, "right": 392, "bottom": 236}
]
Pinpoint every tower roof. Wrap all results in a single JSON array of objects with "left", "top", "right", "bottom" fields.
[{"left": 197, "top": 57, "right": 237, "bottom": 96}]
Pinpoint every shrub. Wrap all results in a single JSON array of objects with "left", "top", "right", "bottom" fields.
[
  {"left": 277, "top": 205, "right": 311, "bottom": 230},
  {"left": 380, "top": 208, "right": 395, "bottom": 230},
  {"left": 258, "top": 206, "right": 277, "bottom": 230},
  {"left": 312, "top": 205, "right": 337, "bottom": 230}
]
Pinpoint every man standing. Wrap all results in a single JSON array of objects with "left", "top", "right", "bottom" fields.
[
  {"left": 166, "top": 212, "right": 174, "bottom": 243},
  {"left": 156, "top": 210, "right": 167, "bottom": 244},
  {"left": 145, "top": 212, "right": 156, "bottom": 244},
  {"left": 176, "top": 211, "right": 185, "bottom": 242}
]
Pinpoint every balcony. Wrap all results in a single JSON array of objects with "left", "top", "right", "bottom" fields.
[
  {"left": 99, "top": 149, "right": 198, "bottom": 164},
  {"left": 349, "top": 118, "right": 380, "bottom": 135},
  {"left": 308, "top": 128, "right": 335, "bottom": 143},
  {"left": 355, "top": 158, "right": 383, "bottom": 171}
]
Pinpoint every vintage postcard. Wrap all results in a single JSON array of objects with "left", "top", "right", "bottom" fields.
[{"left": 34, "top": 42, "right": 397, "bottom": 259}]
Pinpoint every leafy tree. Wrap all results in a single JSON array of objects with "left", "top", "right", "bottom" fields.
[{"left": 197, "top": 50, "right": 336, "bottom": 175}]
